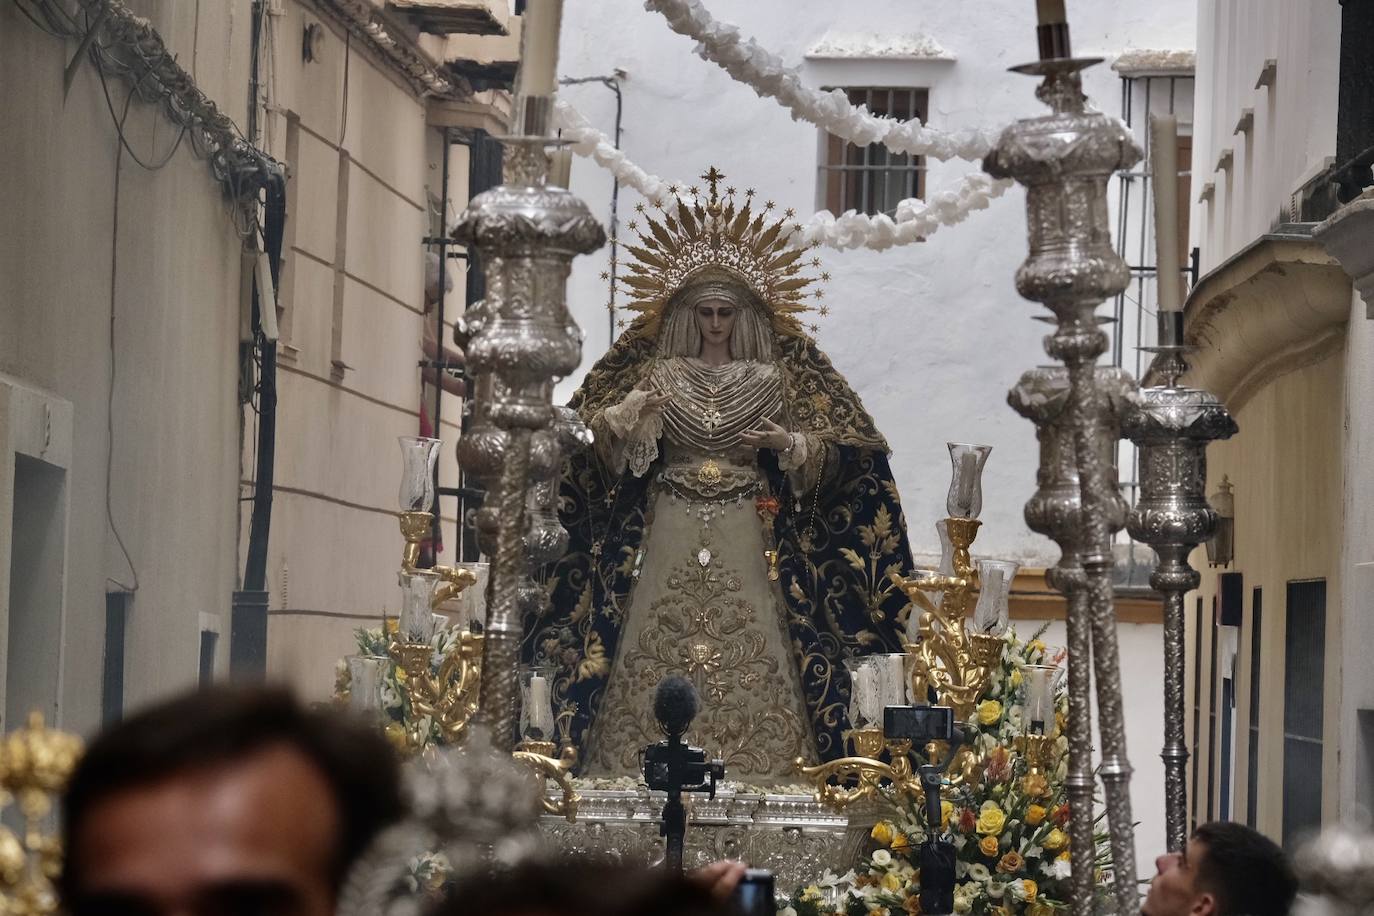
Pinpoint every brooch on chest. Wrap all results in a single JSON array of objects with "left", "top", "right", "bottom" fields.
[{"left": 697, "top": 458, "right": 723, "bottom": 490}]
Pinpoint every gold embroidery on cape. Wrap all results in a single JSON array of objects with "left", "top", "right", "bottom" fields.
[{"left": 587, "top": 559, "right": 814, "bottom": 778}]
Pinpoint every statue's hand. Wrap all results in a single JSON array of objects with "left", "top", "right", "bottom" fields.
[
  {"left": 740, "top": 417, "right": 792, "bottom": 451},
  {"left": 642, "top": 389, "right": 672, "bottom": 412}
]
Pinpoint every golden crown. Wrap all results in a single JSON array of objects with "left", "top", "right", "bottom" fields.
[{"left": 613, "top": 167, "right": 828, "bottom": 338}]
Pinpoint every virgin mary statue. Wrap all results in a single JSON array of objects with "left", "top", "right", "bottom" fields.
[{"left": 521, "top": 170, "right": 916, "bottom": 782}]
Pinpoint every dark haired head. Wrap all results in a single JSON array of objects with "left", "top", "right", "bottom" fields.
[
  {"left": 429, "top": 862, "right": 733, "bottom": 916},
  {"left": 61, "top": 685, "right": 403, "bottom": 900},
  {"left": 1192, "top": 821, "right": 1297, "bottom": 916}
]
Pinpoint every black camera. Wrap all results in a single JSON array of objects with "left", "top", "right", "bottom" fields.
[
  {"left": 730, "top": 869, "right": 775, "bottom": 916},
  {"left": 883, "top": 704, "right": 955, "bottom": 744},
  {"left": 642, "top": 739, "right": 724, "bottom": 794}
]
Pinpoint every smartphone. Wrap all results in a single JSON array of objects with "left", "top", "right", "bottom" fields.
[
  {"left": 730, "top": 868, "right": 775, "bottom": 916},
  {"left": 884, "top": 704, "right": 955, "bottom": 743}
]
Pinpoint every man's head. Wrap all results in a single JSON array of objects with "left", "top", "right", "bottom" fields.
[
  {"left": 61, "top": 686, "right": 404, "bottom": 916},
  {"left": 1143, "top": 821, "right": 1297, "bottom": 916}
]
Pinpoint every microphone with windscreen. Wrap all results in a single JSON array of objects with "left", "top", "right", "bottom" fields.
[
  {"left": 641, "top": 675, "right": 724, "bottom": 874},
  {"left": 653, "top": 675, "right": 699, "bottom": 737}
]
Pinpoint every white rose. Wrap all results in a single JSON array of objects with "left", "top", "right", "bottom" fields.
[
  {"left": 872, "top": 849, "right": 893, "bottom": 867},
  {"left": 967, "top": 864, "right": 991, "bottom": 882}
]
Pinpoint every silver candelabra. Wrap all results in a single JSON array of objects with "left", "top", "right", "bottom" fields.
[
  {"left": 452, "top": 107, "right": 606, "bottom": 753},
  {"left": 1009, "top": 365, "right": 1136, "bottom": 915},
  {"left": 985, "top": 19, "right": 1143, "bottom": 914},
  {"left": 1122, "top": 312, "right": 1236, "bottom": 851}
]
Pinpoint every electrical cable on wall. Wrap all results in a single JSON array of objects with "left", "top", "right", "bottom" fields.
[{"left": 103, "top": 75, "right": 140, "bottom": 595}]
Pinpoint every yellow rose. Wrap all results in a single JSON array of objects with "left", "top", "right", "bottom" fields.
[
  {"left": 1022, "top": 772, "right": 1050, "bottom": 798},
  {"left": 976, "top": 803, "right": 1007, "bottom": 835},
  {"left": 1042, "top": 828, "right": 1068, "bottom": 851},
  {"left": 940, "top": 799, "right": 954, "bottom": 829},
  {"left": 979, "top": 835, "right": 1000, "bottom": 857},
  {"left": 872, "top": 821, "right": 896, "bottom": 845},
  {"left": 882, "top": 872, "right": 905, "bottom": 892},
  {"left": 892, "top": 831, "right": 912, "bottom": 852},
  {"left": 1010, "top": 669, "right": 1023, "bottom": 688},
  {"left": 1057, "top": 849, "right": 1070, "bottom": 862},
  {"left": 1025, "top": 804, "right": 1047, "bottom": 826},
  {"left": 1022, "top": 879, "right": 1039, "bottom": 901},
  {"left": 997, "top": 851, "right": 1024, "bottom": 874},
  {"left": 976, "top": 699, "right": 1004, "bottom": 726}
]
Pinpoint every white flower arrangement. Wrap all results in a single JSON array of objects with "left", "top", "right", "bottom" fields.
[{"left": 554, "top": 100, "right": 1013, "bottom": 253}]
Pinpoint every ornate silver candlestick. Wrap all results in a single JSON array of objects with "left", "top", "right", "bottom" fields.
[
  {"left": 985, "top": 19, "right": 1143, "bottom": 912},
  {"left": 1122, "top": 312, "right": 1236, "bottom": 851},
  {"left": 520, "top": 406, "right": 592, "bottom": 615},
  {"left": 453, "top": 117, "right": 606, "bottom": 752},
  {"left": 1009, "top": 366, "right": 1135, "bottom": 916}
]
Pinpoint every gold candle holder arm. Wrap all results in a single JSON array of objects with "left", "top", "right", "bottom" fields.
[
  {"left": 388, "top": 631, "right": 484, "bottom": 750},
  {"left": 513, "top": 742, "right": 580, "bottom": 822},
  {"left": 795, "top": 735, "right": 922, "bottom": 811},
  {"left": 398, "top": 509, "right": 480, "bottom": 607}
]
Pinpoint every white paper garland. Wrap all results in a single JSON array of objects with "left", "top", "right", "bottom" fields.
[
  {"left": 643, "top": 0, "right": 999, "bottom": 162},
  {"left": 555, "top": 100, "right": 1013, "bottom": 252}
]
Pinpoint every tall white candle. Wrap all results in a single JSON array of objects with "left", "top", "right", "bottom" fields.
[
  {"left": 348, "top": 656, "right": 385, "bottom": 714},
  {"left": 528, "top": 674, "right": 554, "bottom": 735},
  {"left": 1150, "top": 115, "right": 1183, "bottom": 313},
  {"left": 974, "top": 567, "right": 1005, "bottom": 632},
  {"left": 954, "top": 451, "right": 978, "bottom": 515},
  {"left": 865, "top": 663, "right": 882, "bottom": 724},
  {"left": 881, "top": 654, "right": 908, "bottom": 708},
  {"left": 548, "top": 147, "right": 573, "bottom": 188},
  {"left": 1036, "top": 0, "right": 1067, "bottom": 25},
  {"left": 1025, "top": 665, "right": 1054, "bottom": 732},
  {"left": 515, "top": 0, "right": 564, "bottom": 98}
]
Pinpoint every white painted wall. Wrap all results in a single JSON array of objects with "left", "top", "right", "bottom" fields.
[{"left": 553, "top": 0, "right": 1191, "bottom": 875}]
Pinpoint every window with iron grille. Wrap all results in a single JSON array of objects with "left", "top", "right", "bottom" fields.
[{"left": 818, "top": 87, "right": 928, "bottom": 216}]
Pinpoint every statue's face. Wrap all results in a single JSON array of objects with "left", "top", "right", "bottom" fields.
[{"left": 694, "top": 298, "right": 737, "bottom": 351}]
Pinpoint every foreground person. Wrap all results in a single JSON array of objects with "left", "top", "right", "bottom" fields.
[
  {"left": 60, "top": 686, "right": 403, "bottom": 916},
  {"left": 1142, "top": 821, "right": 1297, "bottom": 916},
  {"left": 433, "top": 862, "right": 736, "bottom": 916}
]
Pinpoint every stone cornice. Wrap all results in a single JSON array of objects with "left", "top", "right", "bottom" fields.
[
  {"left": 1174, "top": 230, "right": 1351, "bottom": 411},
  {"left": 1314, "top": 191, "right": 1374, "bottom": 320}
]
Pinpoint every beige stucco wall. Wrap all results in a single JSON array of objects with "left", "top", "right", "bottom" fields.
[
  {"left": 255, "top": 1, "right": 469, "bottom": 702},
  {"left": 0, "top": 1, "right": 252, "bottom": 732},
  {"left": 1188, "top": 347, "right": 1345, "bottom": 840}
]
